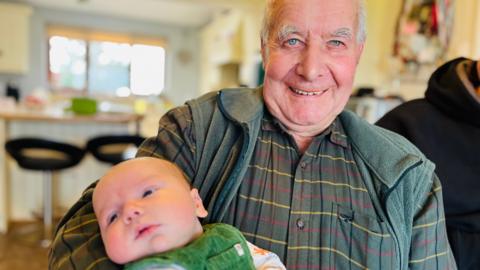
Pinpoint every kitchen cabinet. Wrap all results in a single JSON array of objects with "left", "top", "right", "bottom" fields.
[
  {"left": 0, "top": 3, "right": 32, "bottom": 74},
  {"left": 199, "top": 7, "right": 263, "bottom": 94}
]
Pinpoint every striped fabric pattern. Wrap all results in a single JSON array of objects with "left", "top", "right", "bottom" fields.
[
  {"left": 222, "top": 113, "right": 398, "bottom": 269},
  {"left": 49, "top": 105, "right": 454, "bottom": 270}
]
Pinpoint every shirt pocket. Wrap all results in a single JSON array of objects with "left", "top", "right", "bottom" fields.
[{"left": 333, "top": 203, "right": 397, "bottom": 269}]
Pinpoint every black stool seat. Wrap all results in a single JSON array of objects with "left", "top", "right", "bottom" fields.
[
  {"left": 5, "top": 137, "right": 85, "bottom": 247},
  {"left": 5, "top": 138, "right": 85, "bottom": 171},
  {"left": 86, "top": 134, "right": 145, "bottom": 165}
]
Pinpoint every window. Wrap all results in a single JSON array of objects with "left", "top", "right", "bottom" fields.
[{"left": 48, "top": 26, "right": 166, "bottom": 96}]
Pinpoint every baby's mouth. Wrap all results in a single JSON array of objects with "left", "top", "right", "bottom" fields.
[
  {"left": 135, "top": 225, "right": 160, "bottom": 239},
  {"left": 289, "top": 86, "right": 327, "bottom": 96}
]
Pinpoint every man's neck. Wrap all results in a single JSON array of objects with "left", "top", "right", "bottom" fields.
[{"left": 291, "top": 134, "right": 314, "bottom": 153}]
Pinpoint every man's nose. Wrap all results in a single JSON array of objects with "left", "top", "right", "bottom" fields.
[
  {"left": 123, "top": 202, "right": 143, "bottom": 224},
  {"left": 296, "top": 45, "right": 328, "bottom": 81}
]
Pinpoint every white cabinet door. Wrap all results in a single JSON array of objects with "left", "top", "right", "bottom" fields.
[{"left": 0, "top": 3, "right": 32, "bottom": 74}]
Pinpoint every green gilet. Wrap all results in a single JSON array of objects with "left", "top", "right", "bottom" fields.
[{"left": 124, "top": 223, "right": 255, "bottom": 270}]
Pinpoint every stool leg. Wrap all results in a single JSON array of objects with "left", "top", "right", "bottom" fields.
[{"left": 41, "top": 171, "right": 52, "bottom": 248}]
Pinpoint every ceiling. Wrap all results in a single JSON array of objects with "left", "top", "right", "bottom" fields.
[{"left": 23, "top": 0, "right": 264, "bottom": 28}]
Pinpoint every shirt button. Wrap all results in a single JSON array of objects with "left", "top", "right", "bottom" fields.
[
  {"left": 296, "top": 218, "right": 305, "bottom": 230},
  {"left": 300, "top": 162, "right": 307, "bottom": 169}
]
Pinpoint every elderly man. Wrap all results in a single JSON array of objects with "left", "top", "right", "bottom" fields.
[{"left": 49, "top": 0, "right": 457, "bottom": 269}]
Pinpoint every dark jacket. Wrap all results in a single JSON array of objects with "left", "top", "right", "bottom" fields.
[{"left": 377, "top": 58, "right": 480, "bottom": 269}]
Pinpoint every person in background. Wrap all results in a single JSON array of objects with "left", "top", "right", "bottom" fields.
[
  {"left": 377, "top": 57, "right": 480, "bottom": 269},
  {"left": 49, "top": 0, "right": 457, "bottom": 269},
  {"left": 93, "top": 157, "right": 285, "bottom": 269}
]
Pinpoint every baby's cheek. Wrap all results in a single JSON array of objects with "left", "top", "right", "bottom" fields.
[{"left": 104, "top": 231, "right": 131, "bottom": 264}]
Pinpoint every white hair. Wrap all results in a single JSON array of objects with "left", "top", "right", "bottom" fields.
[{"left": 260, "top": 0, "right": 367, "bottom": 46}]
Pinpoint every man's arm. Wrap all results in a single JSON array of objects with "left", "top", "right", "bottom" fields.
[
  {"left": 136, "top": 105, "right": 196, "bottom": 180},
  {"left": 408, "top": 174, "right": 457, "bottom": 269},
  {"left": 48, "top": 106, "right": 196, "bottom": 270}
]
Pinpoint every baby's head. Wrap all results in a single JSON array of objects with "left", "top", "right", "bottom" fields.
[{"left": 92, "top": 157, "right": 208, "bottom": 264}]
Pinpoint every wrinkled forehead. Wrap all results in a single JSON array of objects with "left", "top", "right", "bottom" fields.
[{"left": 269, "top": 0, "right": 358, "bottom": 35}]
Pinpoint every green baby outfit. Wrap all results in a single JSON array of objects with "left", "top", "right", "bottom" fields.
[{"left": 125, "top": 223, "right": 255, "bottom": 270}]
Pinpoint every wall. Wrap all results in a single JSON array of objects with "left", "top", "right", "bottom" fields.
[
  {"left": 355, "top": 0, "right": 402, "bottom": 92},
  {"left": 447, "top": 0, "right": 480, "bottom": 60},
  {"left": 356, "top": 0, "right": 480, "bottom": 100},
  {"left": 0, "top": 3, "right": 200, "bottom": 106}
]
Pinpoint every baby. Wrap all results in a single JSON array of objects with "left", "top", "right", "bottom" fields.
[{"left": 93, "top": 157, "right": 286, "bottom": 269}]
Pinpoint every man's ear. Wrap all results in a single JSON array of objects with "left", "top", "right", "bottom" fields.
[
  {"left": 476, "top": 60, "right": 480, "bottom": 81},
  {"left": 190, "top": 188, "right": 208, "bottom": 218},
  {"left": 261, "top": 40, "right": 267, "bottom": 69}
]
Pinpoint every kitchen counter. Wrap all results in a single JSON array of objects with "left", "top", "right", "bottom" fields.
[
  {"left": 0, "top": 103, "right": 143, "bottom": 124},
  {"left": 0, "top": 102, "right": 144, "bottom": 233}
]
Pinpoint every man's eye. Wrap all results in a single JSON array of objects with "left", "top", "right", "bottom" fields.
[
  {"left": 328, "top": 40, "right": 345, "bottom": 47},
  {"left": 287, "top": 38, "right": 300, "bottom": 46},
  {"left": 108, "top": 214, "right": 118, "bottom": 225},
  {"left": 142, "top": 189, "right": 155, "bottom": 198}
]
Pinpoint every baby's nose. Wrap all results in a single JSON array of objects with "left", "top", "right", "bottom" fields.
[{"left": 123, "top": 204, "right": 142, "bottom": 224}]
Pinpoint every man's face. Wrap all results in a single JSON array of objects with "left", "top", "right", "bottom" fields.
[
  {"left": 93, "top": 158, "right": 207, "bottom": 264},
  {"left": 262, "top": 0, "right": 364, "bottom": 136}
]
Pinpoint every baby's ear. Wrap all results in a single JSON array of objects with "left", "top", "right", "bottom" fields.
[{"left": 190, "top": 188, "right": 208, "bottom": 218}]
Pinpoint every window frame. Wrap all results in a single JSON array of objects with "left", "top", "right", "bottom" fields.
[{"left": 47, "top": 25, "right": 167, "bottom": 96}]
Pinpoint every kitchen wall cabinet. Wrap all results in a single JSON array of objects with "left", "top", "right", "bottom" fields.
[
  {"left": 0, "top": 3, "right": 32, "bottom": 74},
  {"left": 199, "top": 6, "right": 264, "bottom": 94}
]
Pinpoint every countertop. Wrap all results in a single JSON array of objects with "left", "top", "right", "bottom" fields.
[{"left": 0, "top": 102, "right": 144, "bottom": 123}]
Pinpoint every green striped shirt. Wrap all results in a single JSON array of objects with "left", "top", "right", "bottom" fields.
[
  {"left": 48, "top": 105, "right": 455, "bottom": 270},
  {"left": 223, "top": 112, "right": 397, "bottom": 269}
]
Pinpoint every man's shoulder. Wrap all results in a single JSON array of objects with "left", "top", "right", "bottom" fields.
[
  {"left": 341, "top": 110, "right": 426, "bottom": 157},
  {"left": 186, "top": 87, "right": 264, "bottom": 124},
  {"left": 340, "top": 110, "right": 434, "bottom": 187},
  {"left": 187, "top": 87, "right": 261, "bottom": 107}
]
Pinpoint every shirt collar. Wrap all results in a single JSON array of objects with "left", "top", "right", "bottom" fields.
[{"left": 261, "top": 113, "right": 349, "bottom": 148}]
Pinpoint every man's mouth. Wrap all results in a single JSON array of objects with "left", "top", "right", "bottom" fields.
[{"left": 289, "top": 87, "right": 327, "bottom": 96}]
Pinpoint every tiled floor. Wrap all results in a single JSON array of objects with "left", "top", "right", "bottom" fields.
[{"left": 0, "top": 222, "right": 49, "bottom": 270}]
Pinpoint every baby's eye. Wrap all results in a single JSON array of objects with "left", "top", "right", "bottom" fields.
[
  {"left": 142, "top": 189, "right": 155, "bottom": 198},
  {"left": 108, "top": 213, "right": 118, "bottom": 225}
]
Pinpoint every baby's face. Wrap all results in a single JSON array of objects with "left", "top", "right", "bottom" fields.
[{"left": 93, "top": 158, "right": 207, "bottom": 264}]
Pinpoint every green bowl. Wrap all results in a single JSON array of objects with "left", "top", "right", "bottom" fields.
[{"left": 70, "top": 97, "right": 97, "bottom": 115}]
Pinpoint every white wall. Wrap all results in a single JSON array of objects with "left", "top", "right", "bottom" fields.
[
  {"left": 355, "top": 0, "right": 480, "bottom": 100},
  {"left": 0, "top": 4, "right": 201, "bottom": 106}
]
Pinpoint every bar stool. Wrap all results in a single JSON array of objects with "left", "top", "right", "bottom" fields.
[
  {"left": 5, "top": 137, "right": 85, "bottom": 247},
  {"left": 86, "top": 134, "right": 145, "bottom": 165}
]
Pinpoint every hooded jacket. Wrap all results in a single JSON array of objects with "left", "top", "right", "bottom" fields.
[{"left": 377, "top": 57, "right": 480, "bottom": 269}]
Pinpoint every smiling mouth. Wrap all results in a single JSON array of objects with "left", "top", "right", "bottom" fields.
[{"left": 289, "top": 87, "right": 327, "bottom": 96}]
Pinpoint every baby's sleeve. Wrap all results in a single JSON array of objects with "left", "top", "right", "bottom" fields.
[{"left": 246, "top": 241, "right": 287, "bottom": 270}]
